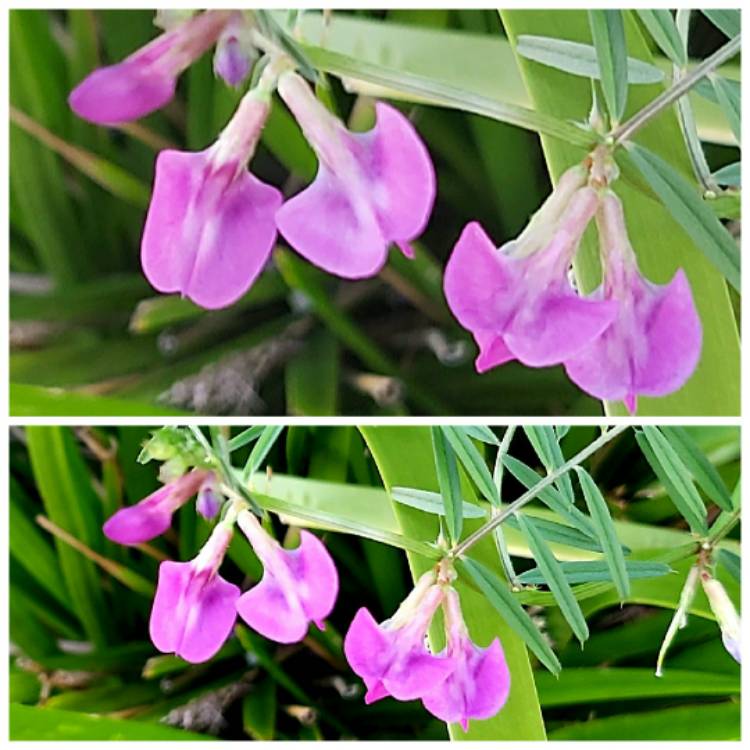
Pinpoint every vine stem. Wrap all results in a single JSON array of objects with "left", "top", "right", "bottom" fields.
[
  {"left": 451, "top": 425, "right": 629, "bottom": 559},
  {"left": 611, "top": 33, "right": 740, "bottom": 146}
]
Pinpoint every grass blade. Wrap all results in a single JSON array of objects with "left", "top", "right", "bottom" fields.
[
  {"left": 588, "top": 10, "right": 629, "bottom": 123},
  {"left": 441, "top": 426, "right": 499, "bottom": 505}
]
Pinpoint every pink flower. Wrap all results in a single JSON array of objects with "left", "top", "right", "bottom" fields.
[
  {"left": 150, "top": 521, "right": 240, "bottom": 663},
  {"left": 213, "top": 12, "right": 255, "bottom": 88},
  {"left": 275, "top": 71, "right": 436, "bottom": 278},
  {"left": 344, "top": 572, "right": 454, "bottom": 703},
  {"left": 103, "top": 469, "right": 209, "bottom": 545},
  {"left": 444, "top": 166, "right": 617, "bottom": 370},
  {"left": 422, "top": 587, "right": 510, "bottom": 731},
  {"left": 564, "top": 190, "right": 702, "bottom": 413},
  {"left": 235, "top": 510, "right": 339, "bottom": 643},
  {"left": 141, "top": 89, "right": 282, "bottom": 309},
  {"left": 69, "top": 11, "right": 231, "bottom": 125},
  {"left": 196, "top": 474, "right": 221, "bottom": 520}
]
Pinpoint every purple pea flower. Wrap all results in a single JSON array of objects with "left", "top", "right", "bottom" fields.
[
  {"left": 103, "top": 468, "right": 209, "bottom": 545},
  {"left": 422, "top": 587, "right": 510, "bottom": 731},
  {"left": 701, "top": 572, "right": 741, "bottom": 663},
  {"left": 213, "top": 12, "right": 256, "bottom": 88},
  {"left": 564, "top": 190, "right": 702, "bottom": 413},
  {"left": 235, "top": 510, "right": 339, "bottom": 644},
  {"left": 344, "top": 572, "right": 454, "bottom": 703},
  {"left": 69, "top": 11, "right": 231, "bottom": 125},
  {"left": 150, "top": 521, "right": 240, "bottom": 663},
  {"left": 196, "top": 474, "right": 222, "bottom": 520},
  {"left": 275, "top": 71, "right": 436, "bottom": 278},
  {"left": 444, "top": 165, "right": 617, "bottom": 370},
  {"left": 140, "top": 88, "right": 282, "bottom": 308}
]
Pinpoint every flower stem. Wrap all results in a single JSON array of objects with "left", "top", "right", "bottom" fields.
[
  {"left": 611, "top": 33, "right": 740, "bottom": 146},
  {"left": 452, "top": 425, "right": 629, "bottom": 558}
]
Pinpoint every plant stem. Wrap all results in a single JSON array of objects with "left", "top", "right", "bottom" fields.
[
  {"left": 492, "top": 427, "right": 519, "bottom": 586},
  {"left": 452, "top": 425, "right": 629, "bottom": 558},
  {"left": 612, "top": 33, "right": 741, "bottom": 145},
  {"left": 705, "top": 507, "right": 741, "bottom": 547}
]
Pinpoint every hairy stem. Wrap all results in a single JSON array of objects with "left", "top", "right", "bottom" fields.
[
  {"left": 452, "top": 425, "right": 629, "bottom": 558},
  {"left": 612, "top": 33, "right": 740, "bottom": 145}
]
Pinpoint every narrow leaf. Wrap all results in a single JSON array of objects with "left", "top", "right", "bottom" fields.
[
  {"left": 659, "top": 427, "right": 734, "bottom": 511},
  {"left": 701, "top": 9, "right": 740, "bottom": 39},
  {"left": 635, "top": 10, "right": 687, "bottom": 67},
  {"left": 517, "top": 514, "right": 589, "bottom": 644},
  {"left": 390, "top": 487, "right": 486, "bottom": 519},
  {"left": 625, "top": 142, "right": 740, "bottom": 291},
  {"left": 462, "top": 425, "right": 500, "bottom": 445},
  {"left": 504, "top": 514, "right": 618, "bottom": 554},
  {"left": 441, "top": 426, "right": 499, "bottom": 505},
  {"left": 575, "top": 468, "right": 630, "bottom": 599},
  {"left": 712, "top": 161, "right": 741, "bottom": 188},
  {"left": 431, "top": 426, "right": 463, "bottom": 543},
  {"left": 711, "top": 74, "right": 741, "bottom": 144},
  {"left": 636, "top": 428, "right": 708, "bottom": 534},
  {"left": 227, "top": 426, "right": 266, "bottom": 452},
  {"left": 524, "top": 426, "right": 575, "bottom": 505},
  {"left": 516, "top": 35, "right": 664, "bottom": 84},
  {"left": 460, "top": 557, "right": 561, "bottom": 674},
  {"left": 518, "top": 559, "right": 671, "bottom": 585},
  {"left": 717, "top": 549, "right": 741, "bottom": 583},
  {"left": 588, "top": 10, "right": 628, "bottom": 123},
  {"left": 242, "top": 426, "right": 284, "bottom": 482},
  {"left": 502, "top": 455, "right": 596, "bottom": 537}
]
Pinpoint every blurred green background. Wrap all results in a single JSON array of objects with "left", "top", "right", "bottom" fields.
[
  {"left": 9, "top": 10, "right": 740, "bottom": 417},
  {"left": 9, "top": 425, "right": 740, "bottom": 740}
]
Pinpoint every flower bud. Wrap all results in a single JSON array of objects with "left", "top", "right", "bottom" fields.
[
  {"left": 702, "top": 573, "right": 741, "bottom": 663},
  {"left": 213, "top": 12, "right": 256, "bottom": 88}
]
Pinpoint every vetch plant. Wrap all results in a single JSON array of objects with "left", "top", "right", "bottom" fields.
[{"left": 11, "top": 424, "right": 741, "bottom": 739}]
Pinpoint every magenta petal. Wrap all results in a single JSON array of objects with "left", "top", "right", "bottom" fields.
[
  {"left": 474, "top": 330, "right": 515, "bottom": 373},
  {"left": 69, "top": 60, "right": 176, "bottom": 125},
  {"left": 384, "top": 650, "right": 455, "bottom": 702},
  {"left": 102, "top": 487, "right": 173, "bottom": 545},
  {"left": 344, "top": 608, "right": 391, "bottom": 678},
  {"left": 504, "top": 287, "right": 618, "bottom": 367},
  {"left": 276, "top": 166, "right": 388, "bottom": 278},
  {"left": 236, "top": 573, "right": 310, "bottom": 643},
  {"left": 286, "top": 530, "right": 340, "bottom": 625},
  {"left": 444, "top": 222, "right": 516, "bottom": 334},
  {"left": 141, "top": 150, "right": 282, "bottom": 309},
  {"left": 358, "top": 102, "right": 436, "bottom": 244},
  {"left": 565, "top": 269, "right": 701, "bottom": 406},
  {"left": 149, "top": 561, "right": 240, "bottom": 663},
  {"left": 422, "top": 638, "right": 510, "bottom": 729}
]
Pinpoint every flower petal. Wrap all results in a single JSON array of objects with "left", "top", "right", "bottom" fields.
[
  {"left": 343, "top": 608, "right": 391, "bottom": 681},
  {"left": 357, "top": 102, "right": 436, "bottom": 243},
  {"left": 285, "top": 530, "right": 339, "bottom": 627},
  {"left": 504, "top": 287, "right": 618, "bottom": 367},
  {"left": 149, "top": 561, "right": 240, "bottom": 663},
  {"left": 102, "top": 490, "right": 173, "bottom": 545},
  {"left": 276, "top": 166, "right": 388, "bottom": 278},
  {"left": 68, "top": 58, "right": 176, "bottom": 125},
  {"left": 383, "top": 649, "right": 455, "bottom": 702},
  {"left": 474, "top": 330, "right": 515, "bottom": 373},
  {"left": 444, "top": 222, "right": 517, "bottom": 334},
  {"left": 141, "top": 150, "right": 282, "bottom": 309}
]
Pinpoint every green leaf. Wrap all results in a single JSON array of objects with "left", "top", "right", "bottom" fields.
[
  {"left": 712, "top": 161, "right": 741, "bottom": 188},
  {"left": 431, "top": 426, "right": 463, "bottom": 542},
  {"left": 285, "top": 330, "right": 339, "bottom": 416},
  {"left": 441, "top": 426, "right": 499, "bottom": 505},
  {"left": 390, "top": 487, "right": 486, "bottom": 519},
  {"left": 10, "top": 704, "right": 210, "bottom": 741},
  {"left": 588, "top": 10, "right": 629, "bottom": 123},
  {"left": 717, "top": 549, "right": 741, "bottom": 583},
  {"left": 710, "top": 74, "right": 741, "bottom": 144},
  {"left": 227, "top": 426, "right": 266, "bottom": 452},
  {"left": 242, "top": 677, "right": 277, "bottom": 740},
  {"left": 576, "top": 467, "right": 630, "bottom": 599},
  {"left": 549, "top": 701, "right": 739, "bottom": 741},
  {"left": 516, "top": 34, "right": 663, "bottom": 84},
  {"left": 300, "top": 42, "right": 594, "bottom": 147},
  {"left": 460, "top": 556, "right": 561, "bottom": 675},
  {"left": 462, "top": 425, "right": 500, "bottom": 445},
  {"left": 502, "top": 455, "right": 595, "bottom": 537},
  {"left": 637, "top": 427, "right": 708, "bottom": 534},
  {"left": 635, "top": 10, "right": 686, "bottom": 67},
  {"left": 242, "top": 426, "right": 285, "bottom": 482},
  {"left": 624, "top": 142, "right": 740, "bottom": 291},
  {"left": 517, "top": 514, "right": 589, "bottom": 643},
  {"left": 701, "top": 9, "right": 740, "bottom": 39},
  {"left": 504, "top": 513, "right": 617, "bottom": 555},
  {"left": 517, "top": 559, "right": 670, "bottom": 585},
  {"left": 523, "top": 426, "right": 574, "bottom": 505},
  {"left": 659, "top": 427, "right": 734, "bottom": 511},
  {"left": 537, "top": 667, "right": 739, "bottom": 706}
]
